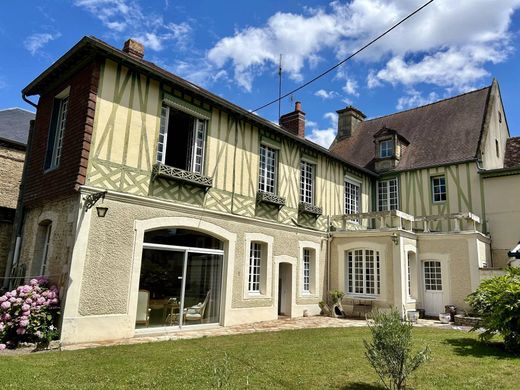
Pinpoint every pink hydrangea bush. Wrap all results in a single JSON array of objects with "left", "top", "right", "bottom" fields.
[{"left": 0, "top": 277, "right": 60, "bottom": 350}]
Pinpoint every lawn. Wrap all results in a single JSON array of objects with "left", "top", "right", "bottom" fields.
[{"left": 0, "top": 327, "right": 518, "bottom": 389}]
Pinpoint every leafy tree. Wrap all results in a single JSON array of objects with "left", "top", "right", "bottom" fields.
[
  {"left": 466, "top": 267, "right": 520, "bottom": 354},
  {"left": 364, "top": 309, "right": 430, "bottom": 390}
]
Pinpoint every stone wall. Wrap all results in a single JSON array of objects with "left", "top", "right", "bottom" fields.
[
  {"left": 18, "top": 196, "right": 80, "bottom": 292},
  {"left": 0, "top": 144, "right": 25, "bottom": 209}
]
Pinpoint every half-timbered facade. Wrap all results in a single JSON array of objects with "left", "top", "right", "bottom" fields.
[{"left": 6, "top": 37, "right": 519, "bottom": 345}]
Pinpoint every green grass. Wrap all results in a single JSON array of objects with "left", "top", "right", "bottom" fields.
[{"left": 0, "top": 327, "right": 518, "bottom": 389}]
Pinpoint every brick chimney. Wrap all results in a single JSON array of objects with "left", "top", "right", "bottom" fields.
[
  {"left": 280, "top": 101, "right": 305, "bottom": 138},
  {"left": 336, "top": 105, "right": 366, "bottom": 140},
  {"left": 122, "top": 39, "right": 144, "bottom": 59}
]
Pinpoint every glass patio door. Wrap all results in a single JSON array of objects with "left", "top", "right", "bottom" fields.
[
  {"left": 138, "top": 229, "right": 224, "bottom": 329},
  {"left": 183, "top": 252, "right": 223, "bottom": 326}
]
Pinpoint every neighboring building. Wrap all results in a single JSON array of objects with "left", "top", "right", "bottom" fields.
[
  {"left": 0, "top": 108, "right": 33, "bottom": 279},
  {"left": 9, "top": 36, "right": 519, "bottom": 345}
]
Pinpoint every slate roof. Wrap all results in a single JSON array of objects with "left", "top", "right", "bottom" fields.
[
  {"left": 0, "top": 108, "right": 35, "bottom": 146},
  {"left": 330, "top": 86, "right": 491, "bottom": 172},
  {"left": 504, "top": 137, "right": 520, "bottom": 168}
]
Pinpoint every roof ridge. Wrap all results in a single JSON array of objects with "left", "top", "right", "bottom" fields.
[
  {"left": 362, "top": 85, "right": 492, "bottom": 124},
  {"left": 0, "top": 107, "right": 36, "bottom": 114}
]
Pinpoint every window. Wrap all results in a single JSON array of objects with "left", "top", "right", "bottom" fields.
[
  {"left": 498, "top": 111, "right": 502, "bottom": 123},
  {"left": 379, "top": 139, "right": 394, "bottom": 158},
  {"left": 45, "top": 92, "right": 69, "bottom": 170},
  {"left": 495, "top": 139, "right": 500, "bottom": 158},
  {"left": 377, "top": 178, "right": 398, "bottom": 211},
  {"left": 346, "top": 249, "right": 380, "bottom": 296},
  {"left": 344, "top": 180, "right": 360, "bottom": 215},
  {"left": 424, "top": 261, "right": 442, "bottom": 291},
  {"left": 248, "top": 242, "right": 262, "bottom": 293},
  {"left": 31, "top": 222, "right": 52, "bottom": 276},
  {"left": 156, "top": 104, "right": 207, "bottom": 174},
  {"left": 431, "top": 176, "right": 446, "bottom": 203},
  {"left": 300, "top": 161, "right": 314, "bottom": 204},
  {"left": 302, "top": 249, "right": 311, "bottom": 293},
  {"left": 259, "top": 144, "right": 277, "bottom": 194}
]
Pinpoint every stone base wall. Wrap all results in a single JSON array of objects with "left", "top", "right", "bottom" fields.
[
  {"left": 454, "top": 314, "right": 481, "bottom": 327},
  {"left": 0, "top": 221, "right": 14, "bottom": 278}
]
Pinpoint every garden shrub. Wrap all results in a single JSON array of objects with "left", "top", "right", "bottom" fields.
[
  {"left": 0, "top": 277, "right": 60, "bottom": 350},
  {"left": 466, "top": 267, "right": 520, "bottom": 354},
  {"left": 364, "top": 308, "right": 430, "bottom": 390}
]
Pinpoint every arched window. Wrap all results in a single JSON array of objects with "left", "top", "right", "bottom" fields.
[
  {"left": 345, "top": 249, "right": 380, "bottom": 296},
  {"left": 31, "top": 220, "right": 52, "bottom": 276}
]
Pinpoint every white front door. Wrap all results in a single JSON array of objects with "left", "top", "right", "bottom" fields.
[{"left": 423, "top": 260, "right": 444, "bottom": 316}]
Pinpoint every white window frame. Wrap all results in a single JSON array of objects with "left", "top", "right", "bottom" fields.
[
  {"left": 345, "top": 249, "right": 381, "bottom": 297},
  {"left": 379, "top": 139, "right": 394, "bottom": 158},
  {"left": 243, "top": 233, "right": 273, "bottom": 299},
  {"left": 259, "top": 144, "right": 278, "bottom": 194},
  {"left": 302, "top": 248, "right": 311, "bottom": 293},
  {"left": 40, "top": 223, "right": 52, "bottom": 276},
  {"left": 248, "top": 242, "right": 262, "bottom": 293},
  {"left": 156, "top": 104, "right": 207, "bottom": 174},
  {"left": 377, "top": 178, "right": 399, "bottom": 211},
  {"left": 431, "top": 175, "right": 447, "bottom": 203},
  {"left": 344, "top": 179, "right": 361, "bottom": 216},
  {"left": 299, "top": 241, "right": 320, "bottom": 297},
  {"left": 45, "top": 87, "right": 70, "bottom": 171},
  {"left": 423, "top": 260, "right": 443, "bottom": 291},
  {"left": 300, "top": 160, "right": 315, "bottom": 204}
]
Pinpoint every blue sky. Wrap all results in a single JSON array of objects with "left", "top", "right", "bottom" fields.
[{"left": 1, "top": 0, "right": 520, "bottom": 146}]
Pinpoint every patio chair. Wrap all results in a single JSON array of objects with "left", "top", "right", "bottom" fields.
[
  {"left": 136, "top": 289, "right": 151, "bottom": 327},
  {"left": 184, "top": 290, "right": 211, "bottom": 324}
]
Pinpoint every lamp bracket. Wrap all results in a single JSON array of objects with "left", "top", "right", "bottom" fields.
[{"left": 83, "top": 191, "right": 107, "bottom": 211}]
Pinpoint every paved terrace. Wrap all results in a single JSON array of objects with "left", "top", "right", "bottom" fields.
[{"left": 63, "top": 316, "right": 467, "bottom": 351}]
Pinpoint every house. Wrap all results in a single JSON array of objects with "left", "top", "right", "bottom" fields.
[
  {"left": 8, "top": 36, "right": 520, "bottom": 345},
  {"left": 0, "top": 108, "right": 34, "bottom": 280}
]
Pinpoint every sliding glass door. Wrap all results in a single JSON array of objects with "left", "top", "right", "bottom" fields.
[{"left": 136, "top": 229, "right": 224, "bottom": 329}]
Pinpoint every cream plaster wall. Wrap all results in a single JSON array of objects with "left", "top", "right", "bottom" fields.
[
  {"left": 61, "top": 189, "right": 326, "bottom": 344},
  {"left": 416, "top": 233, "right": 490, "bottom": 312},
  {"left": 480, "top": 82, "right": 509, "bottom": 170},
  {"left": 330, "top": 232, "right": 398, "bottom": 312},
  {"left": 483, "top": 174, "right": 520, "bottom": 267}
]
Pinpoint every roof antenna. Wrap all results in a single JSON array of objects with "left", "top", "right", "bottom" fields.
[{"left": 278, "top": 54, "right": 283, "bottom": 123}]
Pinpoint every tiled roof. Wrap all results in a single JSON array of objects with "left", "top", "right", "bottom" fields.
[
  {"left": 330, "top": 87, "right": 491, "bottom": 172},
  {"left": 504, "top": 137, "right": 520, "bottom": 168},
  {"left": 0, "top": 108, "right": 35, "bottom": 145}
]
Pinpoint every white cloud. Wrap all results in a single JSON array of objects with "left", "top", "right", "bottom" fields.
[
  {"left": 342, "top": 78, "right": 359, "bottom": 96},
  {"left": 24, "top": 32, "right": 61, "bottom": 55},
  {"left": 206, "top": 0, "right": 520, "bottom": 93},
  {"left": 74, "top": 0, "right": 191, "bottom": 52},
  {"left": 207, "top": 10, "right": 341, "bottom": 91},
  {"left": 306, "top": 112, "right": 338, "bottom": 148},
  {"left": 314, "top": 89, "right": 339, "bottom": 99},
  {"left": 396, "top": 89, "right": 440, "bottom": 110}
]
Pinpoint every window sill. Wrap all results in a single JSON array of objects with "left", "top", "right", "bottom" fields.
[
  {"left": 345, "top": 294, "right": 378, "bottom": 300},
  {"left": 256, "top": 191, "right": 285, "bottom": 208},
  {"left": 298, "top": 202, "right": 322, "bottom": 216},
  {"left": 152, "top": 162, "right": 213, "bottom": 190},
  {"left": 244, "top": 292, "right": 271, "bottom": 300}
]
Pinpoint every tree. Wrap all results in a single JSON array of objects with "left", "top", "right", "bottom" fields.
[
  {"left": 466, "top": 267, "right": 520, "bottom": 354},
  {"left": 364, "top": 309, "right": 430, "bottom": 390}
]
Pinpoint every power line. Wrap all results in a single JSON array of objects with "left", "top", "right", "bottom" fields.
[{"left": 252, "top": 0, "right": 435, "bottom": 113}]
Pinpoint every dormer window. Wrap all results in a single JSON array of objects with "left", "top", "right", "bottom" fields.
[{"left": 379, "top": 139, "right": 394, "bottom": 158}]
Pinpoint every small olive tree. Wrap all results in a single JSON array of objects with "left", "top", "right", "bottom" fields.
[
  {"left": 466, "top": 267, "right": 520, "bottom": 354},
  {"left": 364, "top": 309, "right": 430, "bottom": 390}
]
